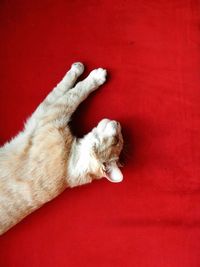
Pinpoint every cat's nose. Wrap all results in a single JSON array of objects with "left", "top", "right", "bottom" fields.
[{"left": 111, "top": 120, "right": 120, "bottom": 129}]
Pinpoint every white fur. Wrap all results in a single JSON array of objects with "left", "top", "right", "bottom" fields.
[
  {"left": 67, "top": 133, "right": 99, "bottom": 187},
  {"left": 0, "top": 62, "right": 123, "bottom": 235}
]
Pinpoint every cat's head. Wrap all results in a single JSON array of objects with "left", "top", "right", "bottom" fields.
[{"left": 90, "top": 118, "right": 124, "bottom": 183}]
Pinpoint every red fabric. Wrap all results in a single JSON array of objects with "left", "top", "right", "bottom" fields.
[{"left": 0, "top": 1, "right": 200, "bottom": 266}]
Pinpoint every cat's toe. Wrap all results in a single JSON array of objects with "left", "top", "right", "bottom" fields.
[
  {"left": 71, "top": 62, "right": 84, "bottom": 75},
  {"left": 90, "top": 68, "right": 107, "bottom": 85}
]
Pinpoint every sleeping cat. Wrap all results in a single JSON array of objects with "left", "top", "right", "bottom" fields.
[{"left": 0, "top": 62, "right": 124, "bottom": 235}]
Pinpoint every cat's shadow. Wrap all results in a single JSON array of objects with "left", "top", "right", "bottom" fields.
[
  {"left": 69, "top": 94, "right": 97, "bottom": 138},
  {"left": 118, "top": 116, "right": 149, "bottom": 170}
]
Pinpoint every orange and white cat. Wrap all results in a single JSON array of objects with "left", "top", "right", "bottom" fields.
[{"left": 0, "top": 62, "right": 124, "bottom": 235}]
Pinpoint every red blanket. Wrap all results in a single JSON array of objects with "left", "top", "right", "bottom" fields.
[{"left": 0, "top": 1, "right": 200, "bottom": 266}]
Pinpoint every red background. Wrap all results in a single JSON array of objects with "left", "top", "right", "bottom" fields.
[{"left": 0, "top": 1, "right": 200, "bottom": 266}]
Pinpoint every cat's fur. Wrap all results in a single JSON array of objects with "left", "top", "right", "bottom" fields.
[{"left": 0, "top": 62, "right": 124, "bottom": 235}]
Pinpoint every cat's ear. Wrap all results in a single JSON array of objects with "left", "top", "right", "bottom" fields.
[{"left": 104, "top": 161, "right": 123, "bottom": 183}]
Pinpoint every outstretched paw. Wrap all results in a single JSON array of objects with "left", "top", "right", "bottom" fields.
[
  {"left": 89, "top": 68, "right": 107, "bottom": 85},
  {"left": 71, "top": 62, "right": 84, "bottom": 76}
]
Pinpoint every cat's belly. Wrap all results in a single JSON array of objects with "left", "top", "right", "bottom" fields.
[
  {"left": 0, "top": 178, "right": 35, "bottom": 234},
  {"left": 0, "top": 173, "right": 67, "bottom": 235},
  {"left": 0, "top": 126, "right": 73, "bottom": 234}
]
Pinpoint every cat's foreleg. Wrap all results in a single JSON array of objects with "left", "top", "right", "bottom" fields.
[
  {"left": 25, "top": 63, "right": 84, "bottom": 132},
  {"left": 38, "top": 68, "right": 107, "bottom": 123},
  {"left": 38, "top": 62, "right": 84, "bottom": 107},
  {"left": 53, "top": 62, "right": 84, "bottom": 96},
  {"left": 61, "top": 68, "right": 107, "bottom": 115},
  {"left": 25, "top": 67, "right": 106, "bottom": 131}
]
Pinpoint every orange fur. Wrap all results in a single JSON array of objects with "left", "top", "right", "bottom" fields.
[{"left": 0, "top": 63, "right": 123, "bottom": 235}]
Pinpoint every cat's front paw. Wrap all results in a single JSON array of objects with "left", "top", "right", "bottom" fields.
[
  {"left": 89, "top": 68, "right": 107, "bottom": 85},
  {"left": 71, "top": 62, "right": 84, "bottom": 75}
]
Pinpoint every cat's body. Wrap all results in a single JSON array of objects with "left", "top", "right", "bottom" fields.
[{"left": 0, "top": 63, "right": 124, "bottom": 235}]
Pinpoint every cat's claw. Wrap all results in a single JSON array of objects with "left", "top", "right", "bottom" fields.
[
  {"left": 89, "top": 68, "right": 107, "bottom": 85},
  {"left": 71, "top": 62, "right": 84, "bottom": 75}
]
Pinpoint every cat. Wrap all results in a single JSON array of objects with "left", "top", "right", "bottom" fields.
[{"left": 0, "top": 62, "right": 124, "bottom": 235}]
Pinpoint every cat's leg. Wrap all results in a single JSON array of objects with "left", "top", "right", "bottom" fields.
[
  {"left": 37, "top": 68, "right": 107, "bottom": 127},
  {"left": 34, "top": 62, "right": 84, "bottom": 112},
  {"left": 25, "top": 67, "right": 106, "bottom": 131},
  {"left": 24, "top": 63, "right": 84, "bottom": 132},
  {"left": 55, "top": 68, "right": 107, "bottom": 116},
  {"left": 54, "top": 62, "right": 84, "bottom": 94},
  {"left": 44, "top": 62, "right": 84, "bottom": 105}
]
